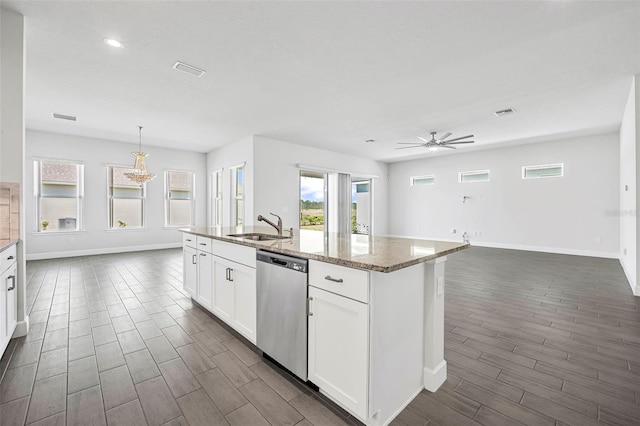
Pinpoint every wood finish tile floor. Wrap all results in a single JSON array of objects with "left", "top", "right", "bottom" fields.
[{"left": 0, "top": 247, "right": 638, "bottom": 425}]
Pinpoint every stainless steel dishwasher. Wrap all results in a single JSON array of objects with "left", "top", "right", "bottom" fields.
[{"left": 256, "top": 250, "right": 308, "bottom": 381}]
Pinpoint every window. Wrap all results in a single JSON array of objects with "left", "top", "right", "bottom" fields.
[
  {"left": 34, "top": 160, "right": 84, "bottom": 232},
  {"left": 410, "top": 175, "right": 435, "bottom": 186},
  {"left": 459, "top": 170, "right": 490, "bottom": 183},
  {"left": 300, "top": 171, "right": 326, "bottom": 232},
  {"left": 522, "top": 163, "right": 564, "bottom": 179},
  {"left": 165, "top": 170, "right": 194, "bottom": 227},
  {"left": 211, "top": 169, "right": 223, "bottom": 226},
  {"left": 231, "top": 165, "right": 244, "bottom": 226},
  {"left": 351, "top": 178, "right": 371, "bottom": 235},
  {"left": 108, "top": 166, "right": 145, "bottom": 229}
]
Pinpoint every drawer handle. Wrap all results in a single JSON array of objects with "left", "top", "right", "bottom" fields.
[
  {"left": 324, "top": 275, "right": 343, "bottom": 283},
  {"left": 200, "top": 253, "right": 206, "bottom": 256},
  {"left": 7, "top": 255, "right": 14, "bottom": 260},
  {"left": 185, "top": 238, "right": 192, "bottom": 242},
  {"left": 7, "top": 275, "right": 15, "bottom": 291},
  {"left": 199, "top": 242, "right": 207, "bottom": 246}
]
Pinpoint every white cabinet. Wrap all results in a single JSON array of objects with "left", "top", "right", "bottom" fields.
[
  {"left": 308, "top": 285, "right": 369, "bottom": 420},
  {"left": 183, "top": 245, "right": 197, "bottom": 297},
  {"left": 213, "top": 256, "right": 256, "bottom": 343},
  {"left": 182, "top": 233, "right": 257, "bottom": 344},
  {"left": 197, "top": 252, "right": 214, "bottom": 311},
  {"left": 1, "top": 244, "right": 18, "bottom": 357}
]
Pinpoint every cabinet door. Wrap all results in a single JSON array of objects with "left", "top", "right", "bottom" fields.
[
  {"left": 212, "top": 257, "right": 234, "bottom": 324},
  {"left": 308, "top": 286, "right": 369, "bottom": 419},
  {"left": 230, "top": 263, "right": 256, "bottom": 344},
  {"left": 0, "top": 268, "right": 7, "bottom": 349},
  {"left": 6, "top": 265, "right": 17, "bottom": 339},
  {"left": 197, "top": 252, "right": 214, "bottom": 310},
  {"left": 183, "top": 246, "right": 197, "bottom": 297}
]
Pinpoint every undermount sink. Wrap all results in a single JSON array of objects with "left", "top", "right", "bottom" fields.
[{"left": 226, "top": 233, "right": 290, "bottom": 241}]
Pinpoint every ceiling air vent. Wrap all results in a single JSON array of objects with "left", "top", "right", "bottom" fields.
[
  {"left": 494, "top": 108, "right": 516, "bottom": 117},
  {"left": 52, "top": 113, "right": 77, "bottom": 121},
  {"left": 173, "top": 61, "right": 206, "bottom": 77}
]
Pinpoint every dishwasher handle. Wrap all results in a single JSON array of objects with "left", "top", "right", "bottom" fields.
[{"left": 271, "top": 257, "right": 287, "bottom": 266}]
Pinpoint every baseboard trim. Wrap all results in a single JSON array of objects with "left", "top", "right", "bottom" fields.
[
  {"left": 26, "top": 243, "right": 182, "bottom": 260},
  {"left": 474, "top": 241, "right": 618, "bottom": 259},
  {"left": 13, "top": 317, "right": 29, "bottom": 338},
  {"left": 423, "top": 360, "right": 447, "bottom": 392},
  {"left": 619, "top": 258, "right": 638, "bottom": 296}
]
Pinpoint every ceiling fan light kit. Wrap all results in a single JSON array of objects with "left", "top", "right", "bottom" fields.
[{"left": 396, "top": 131, "right": 475, "bottom": 151}]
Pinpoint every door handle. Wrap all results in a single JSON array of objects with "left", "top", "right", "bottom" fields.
[
  {"left": 225, "top": 267, "right": 230, "bottom": 281},
  {"left": 228, "top": 268, "right": 234, "bottom": 282},
  {"left": 7, "top": 275, "right": 15, "bottom": 291},
  {"left": 324, "top": 275, "right": 343, "bottom": 283},
  {"left": 192, "top": 254, "right": 197, "bottom": 264},
  {"left": 307, "top": 296, "right": 313, "bottom": 316}
]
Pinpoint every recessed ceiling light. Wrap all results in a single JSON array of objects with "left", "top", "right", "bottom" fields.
[
  {"left": 364, "top": 139, "right": 375, "bottom": 143},
  {"left": 173, "top": 61, "right": 206, "bottom": 77},
  {"left": 52, "top": 113, "right": 77, "bottom": 121},
  {"left": 494, "top": 107, "right": 516, "bottom": 117},
  {"left": 103, "top": 38, "right": 124, "bottom": 48}
]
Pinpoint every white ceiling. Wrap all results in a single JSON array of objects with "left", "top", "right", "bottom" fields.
[{"left": 3, "top": 1, "right": 640, "bottom": 162}]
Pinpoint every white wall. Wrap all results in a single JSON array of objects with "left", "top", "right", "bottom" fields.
[
  {"left": 26, "top": 130, "right": 207, "bottom": 259},
  {"left": 205, "top": 136, "right": 254, "bottom": 228},
  {"left": 252, "top": 136, "right": 389, "bottom": 234},
  {"left": 388, "top": 133, "right": 620, "bottom": 258},
  {"left": 619, "top": 75, "right": 639, "bottom": 295},
  {"left": 1, "top": 8, "right": 29, "bottom": 336}
]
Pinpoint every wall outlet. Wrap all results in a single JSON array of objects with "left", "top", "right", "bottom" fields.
[
  {"left": 624, "top": 248, "right": 627, "bottom": 255},
  {"left": 595, "top": 237, "right": 602, "bottom": 244},
  {"left": 474, "top": 231, "right": 481, "bottom": 237},
  {"left": 625, "top": 184, "right": 628, "bottom": 191},
  {"left": 437, "top": 277, "right": 444, "bottom": 295},
  {"left": 451, "top": 228, "right": 456, "bottom": 234}
]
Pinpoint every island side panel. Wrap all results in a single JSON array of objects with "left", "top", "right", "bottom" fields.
[
  {"left": 368, "top": 264, "right": 425, "bottom": 426},
  {"left": 423, "top": 256, "right": 447, "bottom": 391}
]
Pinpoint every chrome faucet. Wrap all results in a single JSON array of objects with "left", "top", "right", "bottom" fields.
[{"left": 257, "top": 212, "right": 282, "bottom": 236}]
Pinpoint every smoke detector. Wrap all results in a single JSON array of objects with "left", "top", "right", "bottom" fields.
[
  {"left": 173, "top": 61, "right": 206, "bottom": 77},
  {"left": 494, "top": 108, "right": 516, "bottom": 117}
]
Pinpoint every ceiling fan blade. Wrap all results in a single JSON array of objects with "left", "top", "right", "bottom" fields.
[
  {"left": 395, "top": 146, "right": 422, "bottom": 150},
  {"left": 443, "top": 134, "right": 474, "bottom": 143},
  {"left": 439, "top": 145, "right": 456, "bottom": 149},
  {"left": 437, "top": 132, "right": 452, "bottom": 142},
  {"left": 445, "top": 141, "right": 475, "bottom": 145},
  {"left": 397, "top": 142, "right": 425, "bottom": 145},
  {"left": 417, "top": 136, "right": 429, "bottom": 142}
]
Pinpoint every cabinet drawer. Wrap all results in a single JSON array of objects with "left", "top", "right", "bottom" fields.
[
  {"left": 211, "top": 239, "right": 256, "bottom": 268},
  {"left": 0, "top": 244, "right": 17, "bottom": 273},
  {"left": 196, "top": 236, "right": 213, "bottom": 253},
  {"left": 182, "top": 233, "right": 196, "bottom": 248},
  {"left": 309, "top": 260, "right": 369, "bottom": 303}
]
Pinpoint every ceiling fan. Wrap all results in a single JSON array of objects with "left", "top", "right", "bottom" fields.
[{"left": 396, "top": 131, "right": 475, "bottom": 150}]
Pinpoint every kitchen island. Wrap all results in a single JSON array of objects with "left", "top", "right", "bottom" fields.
[{"left": 180, "top": 226, "right": 467, "bottom": 426}]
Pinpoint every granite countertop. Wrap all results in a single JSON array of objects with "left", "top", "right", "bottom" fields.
[
  {"left": 180, "top": 226, "right": 468, "bottom": 273},
  {"left": 0, "top": 239, "right": 19, "bottom": 252}
]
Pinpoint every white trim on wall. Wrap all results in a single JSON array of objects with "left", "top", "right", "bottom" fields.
[{"left": 26, "top": 242, "right": 182, "bottom": 261}]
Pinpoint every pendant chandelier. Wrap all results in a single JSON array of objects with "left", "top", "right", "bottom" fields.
[{"left": 125, "top": 126, "right": 156, "bottom": 184}]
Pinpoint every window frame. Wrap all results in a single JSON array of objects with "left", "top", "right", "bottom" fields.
[
  {"left": 410, "top": 175, "right": 436, "bottom": 186},
  {"left": 458, "top": 169, "right": 490, "bottom": 184},
  {"left": 164, "top": 169, "right": 196, "bottom": 228},
  {"left": 106, "top": 165, "right": 146, "bottom": 230},
  {"left": 230, "top": 164, "right": 245, "bottom": 227},
  {"left": 521, "top": 163, "right": 564, "bottom": 180},
  {"left": 210, "top": 169, "right": 223, "bottom": 227},
  {"left": 33, "top": 158, "right": 85, "bottom": 233}
]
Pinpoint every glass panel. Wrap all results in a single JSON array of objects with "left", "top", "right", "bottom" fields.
[
  {"left": 111, "top": 198, "right": 143, "bottom": 228},
  {"left": 236, "top": 167, "right": 244, "bottom": 196},
  {"left": 236, "top": 199, "right": 244, "bottom": 226},
  {"left": 524, "top": 165, "right": 563, "bottom": 179},
  {"left": 169, "top": 200, "right": 192, "bottom": 226},
  {"left": 113, "top": 187, "right": 143, "bottom": 198},
  {"left": 459, "top": 171, "right": 489, "bottom": 183},
  {"left": 216, "top": 171, "right": 222, "bottom": 197},
  {"left": 411, "top": 176, "right": 435, "bottom": 186},
  {"left": 351, "top": 179, "right": 370, "bottom": 235},
  {"left": 215, "top": 199, "right": 222, "bottom": 226},
  {"left": 41, "top": 183, "right": 77, "bottom": 197},
  {"left": 169, "top": 189, "right": 192, "bottom": 200},
  {"left": 40, "top": 198, "right": 78, "bottom": 231},
  {"left": 300, "top": 173, "right": 325, "bottom": 231}
]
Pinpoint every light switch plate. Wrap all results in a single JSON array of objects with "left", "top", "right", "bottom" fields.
[{"left": 437, "top": 277, "right": 444, "bottom": 295}]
